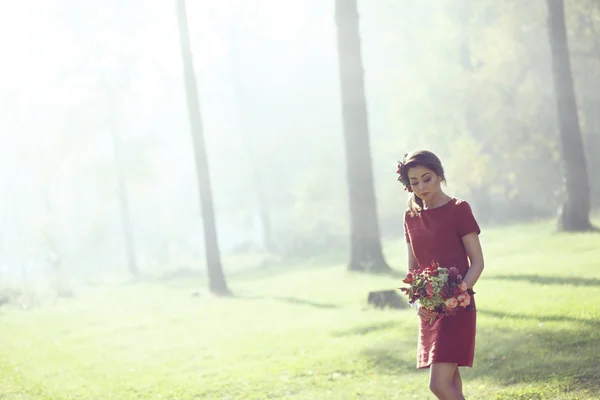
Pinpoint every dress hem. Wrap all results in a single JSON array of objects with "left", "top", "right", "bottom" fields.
[{"left": 417, "top": 361, "right": 473, "bottom": 370}]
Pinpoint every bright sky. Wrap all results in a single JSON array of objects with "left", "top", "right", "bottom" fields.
[
  {"left": 0, "top": 0, "right": 313, "bottom": 84},
  {"left": 0, "top": 0, "right": 316, "bottom": 142},
  {"left": 0, "top": 1, "right": 78, "bottom": 90}
]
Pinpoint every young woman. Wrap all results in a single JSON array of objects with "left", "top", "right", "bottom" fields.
[{"left": 398, "top": 150, "right": 484, "bottom": 400}]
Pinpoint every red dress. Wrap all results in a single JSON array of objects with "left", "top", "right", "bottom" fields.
[{"left": 403, "top": 198, "right": 480, "bottom": 369}]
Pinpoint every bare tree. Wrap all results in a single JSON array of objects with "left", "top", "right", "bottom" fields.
[
  {"left": 52, "top": 3, "right": 143, "bottom": 279},
  {"left": 106, "top": 92, "right": 140, "bottom": 279},
  {"left": 229, "top": 5, "right": 277, "bottom": 253},
  {"left": 175, "top": 0, "right": 231, "bottom": 295},
  {"left": 334, "top": 0, "right": 391, "bottom": 272},
  {"left": 546, "top": 0, "right": 593, "bottom": 231}
]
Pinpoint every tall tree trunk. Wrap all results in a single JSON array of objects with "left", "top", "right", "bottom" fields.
[
  {"left": 229, "top": 8, "right": 276, "bottom": 253},
  {"left": 454, "top": 0, "right": 493, "bottom": 223},
  {"left": 108, "top": 115, "right": 140, "bottom": 279},
  {"left": 42, "top": 182, "right": 73, "bottom": 297},
  {"left": 175, "top": 0, "right": 231, "bottom": 295},
  {"left": 334, "top": 0, "right": 391, "bottom": 272},
  {"left": 584, "top": 99, "right": 600, "bottom": 208},
  {"left": 546, "top": 0, "right": 593, "bottom": 231}
]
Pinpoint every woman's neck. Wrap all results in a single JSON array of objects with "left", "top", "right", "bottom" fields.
[{"left": 422, "top": 193, "right": 451, "bottom": 210}]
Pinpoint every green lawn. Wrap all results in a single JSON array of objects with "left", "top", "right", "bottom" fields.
[{"left": 1, "top": 218, "right": 599, "bottom": 399}]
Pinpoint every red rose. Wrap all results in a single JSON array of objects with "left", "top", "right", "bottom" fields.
[{"left": 403, "top": 271, "right": 415, "bottom": 284}]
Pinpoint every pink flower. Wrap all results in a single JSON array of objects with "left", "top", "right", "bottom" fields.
[
  {"left": 458, "top": 282, "right": 467, "bottom": 292},
  {"left": 457, "top": 293, "right": 471, "bottom": 307},
  {"left": 444, "top": 297, "right": 458, "bottom": 309},
  {"left": 426, "top": 282, "right": 434, "bottom": 297},
  {"left": 462, "top": 293, "right": 471, "bottom": 306}
]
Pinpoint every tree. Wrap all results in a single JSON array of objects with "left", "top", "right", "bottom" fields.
[
  {"left": 106, "top": 87, "right": 140, "bottom": 279},
  {"left": 49, "top": 1, "right": 147, "bottom": 279},
  {"left": 175, "top": 0, "right": 232, "bottom": 295},
  {"left": 334, "top": 0, "right": 391, "bottom": 272},
  {"left": 229, "top": 5, "right": 277, "bottom": 253},
  {"left": 546, "top": 0, "right": 593, "bottom": 231}
]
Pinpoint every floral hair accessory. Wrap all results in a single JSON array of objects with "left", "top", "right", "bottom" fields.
[{"left": 397, "top": 153, "right": 412, "bottom": 192}]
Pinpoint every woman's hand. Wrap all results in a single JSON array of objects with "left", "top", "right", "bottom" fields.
[{"left": 417, "top": 306, "right": 439, "bottom": 323}]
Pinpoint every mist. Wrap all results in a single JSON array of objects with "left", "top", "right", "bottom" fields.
[{"left": 0, "top": 1, "right": 599, "bottom": 398}]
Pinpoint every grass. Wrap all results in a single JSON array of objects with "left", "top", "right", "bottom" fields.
[{"left": 1, "top": 217, "right": 599, "bottom": 399}]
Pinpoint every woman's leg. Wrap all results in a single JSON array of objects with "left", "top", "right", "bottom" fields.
[
  {"left": 453, "top": 367, "right": 463, "bottom": 396},
  {"left": 429, "top": 363, "right": 465, "bottom": 400}
]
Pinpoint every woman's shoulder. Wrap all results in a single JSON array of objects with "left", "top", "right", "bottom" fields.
[
  {"left": 450, "top": 197, "right": 481, "bottom": 234},
  {"left": 451, "top": 198, "right": 474, "bottom": 211},
  {"left": 403, "top": 207, "right": 419, "bottom": 221},
  {"left": 404, "top": 198, "right": 474, "bottom": 221},
  {"left": 450, "top": 198, "right": 479, "bottom": 224}
]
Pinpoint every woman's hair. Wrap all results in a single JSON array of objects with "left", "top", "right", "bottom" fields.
[{"left": 397, "top": 150, "right": 446, "bottom": 216}]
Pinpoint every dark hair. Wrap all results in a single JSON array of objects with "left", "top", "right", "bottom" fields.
[{"left": 397, "top": 150, "right": 446, "bottom": 216}]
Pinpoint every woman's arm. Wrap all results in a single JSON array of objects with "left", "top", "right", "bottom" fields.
[
  {"left": 407, "top": 243, "right": 434, "bottom": 318},
  {"left": 407, "top": 242, "right": 418, "bottom": 272},
  {"left": 461, "top": 232, "right": 484, "bottom": 289}
]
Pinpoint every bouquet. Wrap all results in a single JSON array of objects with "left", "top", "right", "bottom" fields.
[{"left": 399, "top": 262, "right": 471, "bottom": 324}]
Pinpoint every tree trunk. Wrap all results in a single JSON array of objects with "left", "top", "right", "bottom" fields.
[
  {"left": 334, "top": 0, "right": 391, "bottom": 272},
  {"left": 454, "top": 0, "right": 494, "bottom": 223},
  {"left": 229, "top": 9, "right": 277, "bottom": 253},
  {"left": 584, "top": 99, "right": 600, "bottom": 208},
  {"left": 42, "top": 184, "right": 73, "bottom": 297},
  {"left": 546, "top": 0, "right": 593, "bottom": 231},
  {"left": 175, "top": 0, "right": 231, "bottom": 295},
  {"left": 108, "top": 118, "right": 140, "bottom": 279}
]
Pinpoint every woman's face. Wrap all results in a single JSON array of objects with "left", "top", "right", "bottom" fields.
[{"left": 407, "top": 165, "right": 442, "bottom": 200}]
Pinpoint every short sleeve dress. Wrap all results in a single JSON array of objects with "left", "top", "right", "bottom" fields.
[{"left": 403, "top": 197, "right": 481, "bottom": 369}]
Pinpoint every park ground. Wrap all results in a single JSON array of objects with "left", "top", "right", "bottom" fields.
[{"left": 1, "top": 217, "right": 599, "bottom": 399}]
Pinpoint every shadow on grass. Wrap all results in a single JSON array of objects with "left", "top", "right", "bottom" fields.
[
  {"left": 466, "top": 326, "right": 600, "bottom": 396},
  {"left": 331, "top": 321, "right": 401, "bottom": 337},
  {"left": 149, "top": 254, "right": 405, "bottom": 285},
  {"left": 479, "top": 309, "right": 600, "bottom": 328},
  {"left": 229, "top": 263, "right": 405, "bottom": 281},
  {"left": 486, "top": 274, "right": 600, "bottom": 287},
  {"left": 360, "top": 333, "right": 418, "bottom": 374},
  {"left": 271, "top": 296, "right": 341, "bottom": 309},
  {"left": 355, "top": 311, "right": 600, "bottom": 397},
  {"left": 228, "top": 294, "right": 342, "bottom": 309},
  {"left": 329, "top": 319, "right": 420, "bottom": 374}
]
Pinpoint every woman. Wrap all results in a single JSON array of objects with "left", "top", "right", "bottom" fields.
[{"left": 398, "top": 150, "right": 484, "bottom": 400}]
